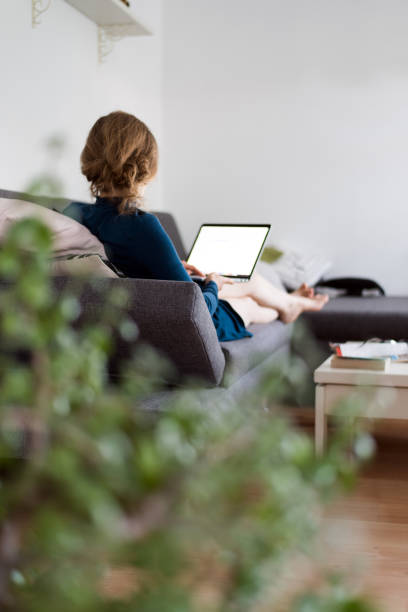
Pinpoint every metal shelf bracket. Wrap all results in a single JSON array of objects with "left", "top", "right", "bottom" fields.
[
  {"left": 32, "top": 0, "right": 53, "bottom": 27},
  {"left": 98, "top": 25, "right": 135, "bottom": 63}
]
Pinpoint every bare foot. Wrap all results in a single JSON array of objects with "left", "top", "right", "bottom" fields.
[
  {"left": 280, "top": 294, "right": 329, "bottom": 324},
  {"left": 292, "top": 283, "right": 315, "bottom": 298}
]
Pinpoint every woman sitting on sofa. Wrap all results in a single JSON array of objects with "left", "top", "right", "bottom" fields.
[{"left": 64, "top": 111, "right": 328, "bottom": 342}]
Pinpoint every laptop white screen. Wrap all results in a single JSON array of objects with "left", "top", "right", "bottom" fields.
[{"left": 187, "top": 225, "right": 270, "bottom": 277}]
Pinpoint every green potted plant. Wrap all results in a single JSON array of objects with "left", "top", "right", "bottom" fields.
[{"left": 0, "top": 219, "right": 376, "bottom": 611}]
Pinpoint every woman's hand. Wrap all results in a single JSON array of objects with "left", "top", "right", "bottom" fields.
[
  {"left": 205, "top": 273, "right": 235, "bottom": 291},
  {"left": 181, "top": 260, "right": 205, "bottom": 278}
]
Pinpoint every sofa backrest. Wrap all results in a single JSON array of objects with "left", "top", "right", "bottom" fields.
[
  {"left": 154, "top": 212, "right": 188, "bottom": 260},
  {"left": 0, "top": 189, "right": 188, "bottom": 259}
]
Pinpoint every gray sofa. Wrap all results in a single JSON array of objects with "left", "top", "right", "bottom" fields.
[
  {"left": 2, "top": 187, "right": 408, "bottom": 407},
  {"left": 0, "top": 188, "right": 292, "bottom": 402}
]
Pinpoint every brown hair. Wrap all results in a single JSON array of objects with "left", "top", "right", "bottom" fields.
[{"left": 81, "top": 111, "right": 158, "bottom": 214}]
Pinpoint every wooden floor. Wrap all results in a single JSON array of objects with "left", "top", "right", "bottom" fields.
[
  {"left": 286, "top": 416, "right": 408, "bottom": 612},
  {"left": 322, "top": 432, "right": 408, "bottom": 611}
]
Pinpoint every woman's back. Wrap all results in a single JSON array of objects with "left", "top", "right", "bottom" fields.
[{"left": 64, "top": 198, "right": 192, "bottom": 282}]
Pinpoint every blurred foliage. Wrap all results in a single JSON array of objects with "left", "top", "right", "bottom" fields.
[
  {"left": 282, "top": 320, "right": 331, "bottom": 407},
  {"left": 24, "top": 134, "right": 66, "bottom": 198},
  {"left": 0, "top": 219, "right": 378, "bottom": 611},
  {"left": 23, "top": 175, "right": 65, "bottom": 198},
  {"left": 293, "top": 576, "right": 377, "bottom": 612}
]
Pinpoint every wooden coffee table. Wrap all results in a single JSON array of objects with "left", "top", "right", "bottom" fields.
[{"left": 314, "top": 357, "right": 408, "bottom": 453}]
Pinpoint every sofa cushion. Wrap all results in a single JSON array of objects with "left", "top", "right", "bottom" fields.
[
  {"left": 51, "top": 254, "right": 118, "bottom": 278},
  {"left": 0, "top": 188, "right": 72, "bottom": 212},
  {"left": 0, "top": 198, "right": 106, "bottom": 258},
  {"left": 221, "top": 320, "right": 291, "bottom": 383},
  {"left": 302, "top": 296, "right": 408, "bottom": 342}
]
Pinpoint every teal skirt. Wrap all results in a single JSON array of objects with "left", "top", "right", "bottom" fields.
[{"left": 212, "top": 299, "right": 253, "bottom": 342}]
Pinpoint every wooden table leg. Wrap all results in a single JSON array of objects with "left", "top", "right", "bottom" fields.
[{"left": 315, "top": 384, "right": 327, "bottom": 455}]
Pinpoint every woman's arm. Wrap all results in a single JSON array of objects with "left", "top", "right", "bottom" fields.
[
  {"left": 132, "top": 214, "right": 191, "bottom": 281},
  {"left": 200, "top": 280, "right": 218, "bottom": 315},
  {"left": 129, "top": 214, "right": 219, "bottom": 314}
]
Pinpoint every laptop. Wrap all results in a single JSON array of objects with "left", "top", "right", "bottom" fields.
[{"left": 187, "top": 223, "right": 271, "bottom": 282}]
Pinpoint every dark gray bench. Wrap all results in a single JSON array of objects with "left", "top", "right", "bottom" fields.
[{"left": 303, "top": 296, "right": 408, "bottom": 343}]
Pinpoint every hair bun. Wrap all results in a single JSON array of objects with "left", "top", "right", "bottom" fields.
[{"left": 80, "top": 111, "right": 158, "bottom": 214}]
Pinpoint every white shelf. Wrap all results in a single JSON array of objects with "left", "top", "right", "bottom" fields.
[{"left": 64, "top": 0, "right": 152, "bottom": 36}]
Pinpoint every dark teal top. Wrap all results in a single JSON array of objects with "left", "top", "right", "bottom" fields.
[{"left": 63, "top": 198, "right": 251, "bottom": 342}]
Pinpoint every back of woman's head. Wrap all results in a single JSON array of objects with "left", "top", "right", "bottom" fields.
[{"left": 81, "top": 111, "right": 158, "bottom": 214}]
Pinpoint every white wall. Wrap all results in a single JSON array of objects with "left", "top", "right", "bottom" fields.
[
  {"left": 162, "top": 0, "right": 408, "bottom": 294},
  {"left": 0, "top": 0, "right": 163, "bottom": 209}
]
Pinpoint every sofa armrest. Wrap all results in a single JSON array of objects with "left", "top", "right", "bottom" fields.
[{"left": 54, "top": 277, "right": 226, "bottom": 386}]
